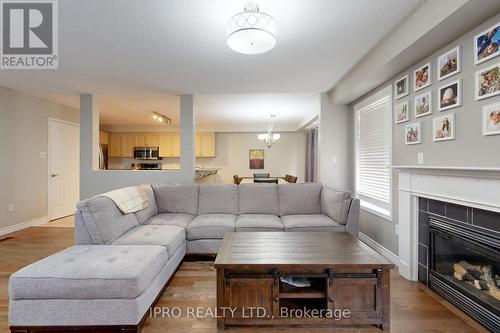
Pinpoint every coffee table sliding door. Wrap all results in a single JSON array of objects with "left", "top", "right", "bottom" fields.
[{"left": 223, "top": 276, "right": 279, "bottom": 319}]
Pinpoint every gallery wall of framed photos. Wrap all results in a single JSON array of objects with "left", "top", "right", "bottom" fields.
[{"left": 389, "top": 12, "right": 500, "bottom": 167}]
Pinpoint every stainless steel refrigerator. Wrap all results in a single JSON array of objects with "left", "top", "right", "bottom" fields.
[{"left": 98, "top": 144, "right": 108, "bottom": 170}]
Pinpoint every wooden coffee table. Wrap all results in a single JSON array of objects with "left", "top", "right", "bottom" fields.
[{"left": 214, "top": 232, "right": 394, "bottom": 330}]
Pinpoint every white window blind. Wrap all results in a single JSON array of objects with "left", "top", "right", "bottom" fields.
[{"left": 354, "top": 88, "right": 392, "bottom": 219}]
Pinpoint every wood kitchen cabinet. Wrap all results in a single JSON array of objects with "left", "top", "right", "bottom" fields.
[
  {"left": 99, "top": 131, "right": 109, "bottom": 145},
  {"left": 109, "top": 133, "right": 134, "bottom": 157},
  {"left": 159, "top": 133, "right": 180, "bottom": 157},
  {"left": 196, "top": 132, "right": 216, "bottom": 157}
]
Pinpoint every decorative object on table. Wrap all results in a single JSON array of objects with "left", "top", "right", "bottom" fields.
[
  {"left": 195, "top": 166, "right": 221, "bottom": 179},
  {"left": 475, "top": 62, "right": 500, "bottom": 100},
  {"left": 395, "top": 101, "right": 409, "bottom": 124},
  {"left": 482, "top": 101, "right": 500, "bottom": 136},
  {"left": 227, "top": 2, "right": 277, "bottom": 55},
  {"left": 280, "top": 276, "right": 311, "bottom": 287},
  {"left": 404, "top": 122, "right": 421, "bottom": 145},
  {"left": 414, "top": 62, "right": 431, "bottom": 91},
  {"left": 254, "top": 178, "right": 278, "bottom": 184},
  {"left": 438, "top": 45, "right": 461, "bottom": 80},
  {"left": 433, "top": 113, "right": 455, "bottom": 142},
  {"left": 414, "top": 91, "right": 432, "bottom": 118},
  {"left": 258, "top": 114, "right": 280, "bottom": 147},
  {"left": 249, "top": 149, "right": 265, "bottom": 169},
  {"left": 474, "top": 21, "right": 500, "bottom": 65},
  {"left": 253, "top": 172, "right": 270, "bottom": 178},
  {"left": 438, "top": 79, "right": 461, "bottom": 111},
  {"left": 394, "top": 75, "right": 409, "bottom": 99}
]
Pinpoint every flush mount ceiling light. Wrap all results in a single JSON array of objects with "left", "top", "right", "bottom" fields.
[
  {"left": 227, "top": 2, "right": 277, "bottom": 55},
  {"left": 152, "top": 111, "right": 172, "bottom": 125},
  {"left": 258, "top": 114, "right": 280, "bottom": 148}
]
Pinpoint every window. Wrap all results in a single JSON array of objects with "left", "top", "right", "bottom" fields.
[{"left": 354, "top": 86, "right": 392, "bottom": 220}]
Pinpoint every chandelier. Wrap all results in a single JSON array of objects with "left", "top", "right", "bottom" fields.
[
  {"left": 227, "top": 3, "right": 277, "bottom": 55},
  {"left": 258, "top": 114, "right": 280, "bottom": 148}
]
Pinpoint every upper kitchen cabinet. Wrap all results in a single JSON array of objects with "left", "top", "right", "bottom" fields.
[
  {"left": 159, "top": 133, "right": 180, "bottom": 157},
  {"left": 109, "top": 133, "right": 134, "bottom": 157},
  {"left": 196, "top": 132, "right": 216, "bottom": 157},
  {"left": 134, "top": 133, "right": 160, "bottom": 147},
  {"left": 99, "top": 131, "right": 109, "bottom": 145}
]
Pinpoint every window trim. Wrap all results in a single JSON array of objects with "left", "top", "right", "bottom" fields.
[{"left": 354, "top": 85, "right": 393, "bottom": 221}]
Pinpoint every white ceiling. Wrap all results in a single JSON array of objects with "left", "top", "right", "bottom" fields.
[{"left": 0, "top": 0, "right": 424, "bottom": 128}]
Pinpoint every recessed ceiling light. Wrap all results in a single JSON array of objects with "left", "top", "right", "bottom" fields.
[{"left": 227, "top": 2, "right": 277, "bottom": 55}]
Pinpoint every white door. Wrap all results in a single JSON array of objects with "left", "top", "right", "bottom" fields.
[{"left": 48, "top": 119, "right": 80, "bottom": 220}]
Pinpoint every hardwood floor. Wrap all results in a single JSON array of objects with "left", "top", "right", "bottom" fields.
[{"left": 0, "top": 225, "right": 486, "bottom": 333}]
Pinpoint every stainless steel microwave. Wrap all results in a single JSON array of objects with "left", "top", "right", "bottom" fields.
[{"left": 133, "top": 146, "right": 161, "bottom": 160}]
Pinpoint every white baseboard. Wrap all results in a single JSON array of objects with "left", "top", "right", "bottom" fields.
[
  {"left": 0, "top": 216, "right": 48, "bottom": 237},
  {"left": 359, "top": 232, "right": 399, "bottom": 267}
]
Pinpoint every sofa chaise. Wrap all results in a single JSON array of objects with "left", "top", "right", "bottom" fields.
[{"left": 9, "top": 183, "right": 359, "bottom": 332}]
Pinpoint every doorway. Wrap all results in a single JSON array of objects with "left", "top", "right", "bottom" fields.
[{"left": 48, "top": 118, "right": 80, "bottom": 220}]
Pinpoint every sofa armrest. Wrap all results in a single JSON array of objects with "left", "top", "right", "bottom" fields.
[
  {"left": 74, "top": 211, "right": 94, "bottom": 245},
  {"left": 345, "top": 198, "right": 360, "bottom": 238}
]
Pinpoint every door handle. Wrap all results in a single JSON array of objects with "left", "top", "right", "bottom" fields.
[{"left": 51, "top": 174, "right": 60, "bottom": 178}]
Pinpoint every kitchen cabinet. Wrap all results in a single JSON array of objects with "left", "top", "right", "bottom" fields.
[
  {"left": 134, "top": 133, "right": 147, "bottom": 147},
  {"left": 146, "top": 134, "right": 160, "bottom": 147},
  {"left": 196, "top": 132, "right": 216, "bottom": 157},
  {"left": 99, "top": 131, "right": 109, "bottom": 145},
  {"left": 109, "top": 133, "right": 134, "bottom": 157},
  {"left": 159, "top": 133, "right": 180, "bottom": 157}
]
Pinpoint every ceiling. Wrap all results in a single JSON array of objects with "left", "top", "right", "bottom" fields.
[{"left": 0, "top": 0, "right": 425, "bottom": 129}]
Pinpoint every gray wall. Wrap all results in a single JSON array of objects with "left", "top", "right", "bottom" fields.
[
  {"left": 319, "top": 93, "right": 353, "bottom": 191},
  {"left": 0, "top": 86, "right": 79, "bottom": 231},
  {"left": 352, "top": 12, "right": 500, "bottom": 256},
  {"left": 79, "top": 95, "right": 195, "bottom": 199}
]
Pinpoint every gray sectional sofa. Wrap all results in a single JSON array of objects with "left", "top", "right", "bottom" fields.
[
  {"left": 9, "top": 183, "right": 359, "bottom": 332},
  {"left": 75, "top": 183, "right": 360, "bottom": 253}
]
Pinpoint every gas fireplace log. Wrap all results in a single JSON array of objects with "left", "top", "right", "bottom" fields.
[
  {"left": 453, "top": 261, "right": 500, "bottom": 301},
  {"left": 482, "top": 266, "right": 500, "bottom": 301}
]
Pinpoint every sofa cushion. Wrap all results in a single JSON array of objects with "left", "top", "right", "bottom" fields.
[
  {"left": 76, "top": 196, "right": 139, "bottom": 244},
  {"left": 236, "top": 214, "right": 284, "bottom": 231},
  {"left": 146, "top": 213, "right": 195, "bottom": 228},
  {"left": 152, "top": 184, "right": 199, "bottom": 215},
  {"left": 187, "top": 214, "right": 236, "bottom": 240},
  {"left": 238, "top": 184, "right": 279, "bottom": 215},
  {"left": 9, "top": 245, "right": 167, "bottom": 300},
  {"left": 321, "top": 186, "right": 352, "bottom": 225},
  {"left": 278, "top": 183, "right": 322, "bottom": 216},
  {"left": 198, "top": 184, "right": 238, "bottom": 215},
  {"left": 134, "top": 184, "right": 159, "bottom": 224},
  {"left": 281, "top": 214, "right": 346, "bottom": 232},
  {"left": 113, "top": 225, "right": 185, "bottom": 259}
]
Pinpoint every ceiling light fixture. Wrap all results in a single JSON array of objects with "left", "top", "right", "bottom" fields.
[
  {"left": 258, "top": 114, "right": 280, "bottom": 148},
  {"left": 227, "top": 2, "right": 277, "bottom": 55},
  {"left": 152, "top": 111, "right": 172, "bottom": 125}
]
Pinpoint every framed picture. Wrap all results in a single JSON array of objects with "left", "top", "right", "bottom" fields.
[
  {"left": 438, "top": 79, "right": 461, "bottom": 111},
  {"left": 395, "top": 101, "right": 409, "bottom": 124},
  {"left": 474, "top": 21, "right": 500, "bottom": 65},
  {"left": 475, "top": 62, "right": 500, "bottom": 100},
  {"left": 249, "top": 149, "right": 264, "bottom": 169},
  {"left": 438, "top": 46, "right": 460, "bottom": 80},
  {"left": 404, "top": 122, "right": 421, "bottom": 145},
  {"left": 414, "top": 63, "right": 431, "bottom": 91},
  {"left": 482, "top": 101, "right": 500, "bottom": 136},
  {"left": 394, "top": 75, "right": 409, "bottom": 99},
  {"left": 433, "top": 113, "right": 455, "bottom": 142},
  {"left": 414, "top": 91, "right": 432, "bottom": 118}
]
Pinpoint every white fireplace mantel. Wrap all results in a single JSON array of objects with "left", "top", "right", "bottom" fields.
[{"left": 395, "top": 166, "right": 500, "bottom": 281}]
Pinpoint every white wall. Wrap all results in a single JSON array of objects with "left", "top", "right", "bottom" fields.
[
  {"left": 0, "top": 86, "right": 79, "bottom": 233},
  {"left": 198, "top": 132, "right": 306, "bottom": 184}
]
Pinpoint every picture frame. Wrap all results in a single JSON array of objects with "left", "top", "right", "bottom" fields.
[
  {"left": 395, "top": 101, "right": 409, "bottom": 124},
  {"left": 482, "top": 101, "right": 500, "bottom": 136},
  {"left": 414, "top": 62, "right": 431, "bottom": 91},
  {"left": 474, "top": 21, "right": 500, "bottom": 65},
  {"left": 438, "top": 79, "right": 461, "bottom": 112},
  {"left": 475, "top": 61, "right": 500, "bottom": 100},
  {"left": 414, "top": 91, "right": 432, "bottom": 118},
  {"left": 404, "top": 122, "right": 421, "bottom": 145},
  {"left": 438, "top": 45, "right": 461, "bottom": 80},
  {"left": 432, "top": 113, "right": 455, "bottom": 142},
  {"left": 249, "top": 149, "right": 264, "bottom": 169},
  {"left": 394, "top": 75, "right": 409, "bottom": 99}
]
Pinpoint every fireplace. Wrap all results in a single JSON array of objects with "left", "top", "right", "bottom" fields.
[{"left": 428, "top": 214, "right": 500, "bottom": 331}]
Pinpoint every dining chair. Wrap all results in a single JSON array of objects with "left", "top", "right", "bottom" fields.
[{"left": 233, "top": 175, "right": 243, "bottom": 185}]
